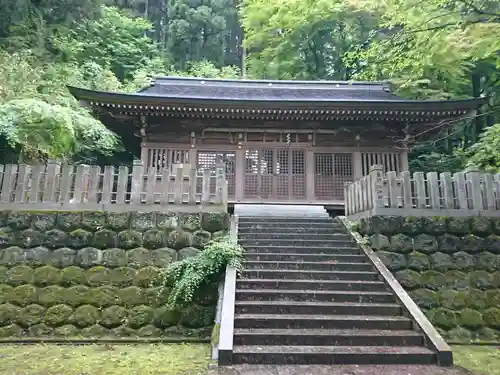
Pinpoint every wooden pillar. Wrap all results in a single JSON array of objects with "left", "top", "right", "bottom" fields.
[
  {"left": 306, "top": 149, "right": 315, "bottom": 202},
  {"left": 353, "top": 151, "right": 363, "bottom": 179},
  {"left": 235, "top": 148, "right": 245, "bottom": 201},
  {"left": 140, "top": 141, "right": 148, "bottom": 167}
]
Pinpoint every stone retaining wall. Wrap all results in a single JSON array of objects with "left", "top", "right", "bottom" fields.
[
  {"left": 358, "top": 216, "right": 500, "bottom": 343},
  {"left": 0, "top": 210, "right": 229, "bottom": 338}
]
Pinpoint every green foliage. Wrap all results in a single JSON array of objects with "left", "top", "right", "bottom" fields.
[
  {"left": 467, "top": 123, "right": 500, "bottom": 173},
  {"left": 157, "top": 237, "right": 244, "bottom": 309}
]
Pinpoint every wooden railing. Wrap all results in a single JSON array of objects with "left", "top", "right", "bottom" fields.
[
  {"left": 344, "top": 164, "right": 500, "bottom": 218},
  {"left": 0, "top": 161, "right": 228, "bottom": 212}
]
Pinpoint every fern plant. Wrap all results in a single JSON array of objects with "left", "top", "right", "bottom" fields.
[{"left": 157, "top": 236, "right": 244, "bottom": 309}]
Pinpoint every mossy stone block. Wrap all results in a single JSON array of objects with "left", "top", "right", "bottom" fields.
[
  {"left": 180, "top": 304, "right": 215, "bottom": 328},
  {"left": 128, "top": 305, "right": 154, "bottom": 328},
  {"left": 18, "top": 304, "right": 45, "bottom": 327},
  {"left": 34, "top": 266, "right": 62, "bottom": 287},
  {"left": 0, "top": 284, "right": 13, "bottom": 304},
  {"left": 201, "top": 213, "right": 230, "bottom": 233},
  {"left": 368, "top": 234, "right": 390, "bottom": 251},
  {"left": 86, "top": 266, "right": 111, "bottom": 287},
  {"left": 154, "top": 306, "right": 180, "bottom": 328},
  {"left": 0, "top": 246, "right": 24, "bottom": 267},
  {"left": 458, "top": 308, "right": 485, "bottom": 330},
  {"left": 64, "top": 285, "right": 91, "bottom": 307},
  {"left": 100, "top": 305, "right": 128, "bottom": 328},
  {"left": 32, "top": 214, "right": 57, "bottom": 232},
  {"left": 118, "top": 286, "right": 145, "bottom": 307},
  {"left": 110, "top": 267, "right": 135, "bottom": 288},
  {"left": 447, "top": 217, "right": 471, "bottom": 236},
  {"left": 70, "top": 305, "right": 101, "bottom": 328},
  {"left": 48, "top": 248, "right": 76, "bottom": 268},
  {"left": 145, "top": 287, "right": 169, "bottom": 308},
  {"left": 486, "top": 234, "right": 500, "bottom": 254},
  {"left": 452, "top": 251, "right": 476, "bottom": 271},
  {"left": 131, "top": 212, "right": 155, "bottom": 231},
  {"left": 24, "top": 246, "right": 50, "bottom": 267},
  {"left": 471, "top": 217, "right": 492, "bottom": 236},
  {"left": 422, "top": 217, "right": 447, "bottom": 235},
  {"left": 81, "top": 212, "right": 106, "bottom": 231},
  {"left": 6, "top": 265, "right": 33, "bottom": 286},
  {"left": 13, "top": 229, "right": 45, "bottom": 248},
  {"left": 75, "top": 247, "right": 102, "bottom": 268},
  {"left": 400, "top": 216, "right": 423, "bottom": 235},
  {"left": 438, "top": 234, "right": 461, "bottom": 254},
  {"left": 389, "top": 234, "right": 413, "bottom": 254},
  {"left": 102, "top": 248, "right": 127, "bottom": 268},
  {"left": 443, "top": 270, "right": 469, "bottom": 290},
  {"left": 180, "top": 214, "right": 201, "bottom": 232},
  {"left": 43, "top": 229, "right": 68, "bottom": 249},
  {"left": 118, "top": 230, "right": 143, "bottom": 250},
  {"left": 461, "top": 234, "right": 485, "bottom": 253},
  {"left": 54, "top": 324, "right": 79, "bottom": 336},
  {"left": 151, "top": 248, "right": 177, "bottom": 267},
  {"left": 483, "top": 307, "right": 500, "bottom": 329},
  {"left": 486, "top": 289, "right": 500, "bottom": 308},
  {"left": 28, "top": 323, "right": 53, "bottom": 336},
  {"left": 156, "top": 213, "right": 178, "bottom": 231},
  {"left": 447, "top": 327, "right": 472, "bottom": 342},
  {"left": 56, "top": 212, "right": 82, "bottom": 231},
  {"left": 0, "top": 303, "right": 20, "bottom": 326},
  {"left": 465, "top": 289, "right": 489, "bottom": 310},
  {"left": 193, "top": 230, "right": 211, "bottom": 249},
  {"left": 493, "top": 271, "right": 500, "bottom": 288},
  {"left": 106, "top": 212, "right": 130, "bottom": 231},
  {"left": 143, "top": 229, "right": 166, "bottom": 250},
  {"left": 475, "top": 327, "right": 499, "bottom": 342},
  {"left": 93, "top": 229, "right": 117, "bottom": 249},
  {"left": 467, "top": 271, "right": 493, "bottom": 290},
  {"left": 7, "top": 212, "right": 32, "bottom": 230},
  {"left": 407, "top": 252, "right": 430, "bottom": 271},
  {"left": 0, "top": 227, "right": 13, "bottom": 247},
  {"left": 112, "top": 325, "right": 136, "bottom": 337},
  {"left": 212, "top": 230, "right": 228, "bottom": 240},
  {"left": 81, "top": 324, "right": 109, "bottom": 337},
  {"left": 395, "top": 269, "right": 420, "bottom": 289},
  {"left": 409, "top": 289, "right": 439, "bottom": 309},
  {"left": 90, "top": 286, "right": 120, "bottom": 307},
  {"left": 419, "top": 270, "right": 445, "bottom": 290},
  {"left": 166, "top": 230, "right": 192, "bottom": 250},
  {"left": 376, "top": 251, "right": 407, "bottom": 271},
  {"left": 178, "top": 247, "right": 201, "bottom": 260},
  {"left": 137, "top": 324, "right": 163, "bottom": 337},
  {"left": 429, "top": 252, "right": 454, "bottom": 272},
  {"left": 477, "top": 252, "right": 499, "bottom": 272},
  {"left": 127, "top": 247, "right": 152, "bottom": 268},
  {"left": 44, "top": 304, "right": 73, "bottom": 327},
  {"left": 429, "top": 307, "right": 458, "bottom": 329},
  {"left": 38, "top": 286, "right": 65, "bottom": 307},
  {"left": 61, "top": 266, "right": 86, "bottom": 286},
  {"left": 414, "top": 234, "right": 439, "bottom": 254},
  {"left": 68, "top": 229, "right": 93, "bottom": 249},
  {"left": 438, "top": 289, "right": 467, "bottom": 310},
  {"left": 133, "top": 266, "right": 160, "bottom": 288},
  {"left": 8, "top": 284, "right": 37, "bottom": 306},
  {"left": 0, "top": 324, "right": 23, "bottom": 337}
]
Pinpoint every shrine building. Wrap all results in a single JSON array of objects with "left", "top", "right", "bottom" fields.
[{"left": 68, "top": 77, "right": 486, "bottom": 208}]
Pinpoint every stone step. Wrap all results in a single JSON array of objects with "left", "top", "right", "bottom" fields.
[
  {"left": 242, "top": 245, "right": 361, "bottom": 254},
  {"left": 238, "top": 217, "right": 333, "bottom": 224},
  {"left": 233, "top": 314, "right": 414, "bottom": 330},
  {"left": 233, "top": 328, "right": 425, "bottom": 347},
  {"left": 236, "top": 279, "right": 388, "bottom": 292},
  {"left": 238, "top": 233, "right": 352, "bottom": 241},
  {"left": 231, "top": 345, "right": 436, "bottom": 365},
  {"left": 234, "top": 301, "right": 403, "bottom": 316},
  {"left": 235, "top": 289, "right": 396, "bottom": 303},
  {"left": 241, "top": 269, "right": 380, "bottom": 281},
  {"left": 239, "top": 239, "right": 355, "bottom": 247},
  {"left": 242, "top": 261, "right": 373, "bottom": 272},
  {"left": 237, "top": 226, "right": 345, "bottom": 234},
  {"left": 244, "top": 253, "right": 367, "bottom": 262}
]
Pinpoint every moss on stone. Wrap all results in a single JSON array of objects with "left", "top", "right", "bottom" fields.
[
  {"left": 56, "top": 212, "right": 83, "bottom": 231},
  {"left": 143, "top": 229, "right": 166, "bottom": 250},
  {"left": 93, "top": 229, "right": 117, "bottom": 249},
  {"left": 68, "top": 229, "right": 93, "bottom": 249},
  {"left": 166, "top": 229, "right": 192, "bottom": 250},
  {"left": 429, "top": 252, "right": 454, "bottom": 272},
  {"left": 486, "top": 290, "right": 500, "bottom": 308},
  {"left": 409, "top": 289, "right": 439, "bottom": 309},
  {"left": 422, "top": 217, "right": 448, "bottom": 235},
  {"left": 64, "top": 285, "right": 91, "bottom": 307},
  {"left": 6, "top": 265, "right": 33, "bottom": 286},
  {"left": 127, "top": 247, "right": 152, "bottom": 268},
  {"left": 212, "top": 230, "right": 228, "bottom": 240},
  {"left": 130, "top": 212, "right": 155, "bottom": 231},
  {"left": 467, "top": 271, "right": 493, "bottom": 290},
  {"left": 70, "top": 304, "right": 100, "bottom": 327},
  {"left": 400, "top": 216, "right": 423, "bottom": 235},
  {"left": 33, "top": 265, "right": 62, "bottom": 287},
  {"left": 112, "top": 325, "right": 136, "bottom": 337},
  {"left": 0, "top": 227, "right": 13, "bottom": 247},
  {"left": 179, "top": 214, "right": 200, "bottom": 232},
  {"left": 476, "top": 252, "right": 498, "bottom": 272},
  {"left": 389, "top": 234, "right": 413, "bottom": 254},
  {"left": 0, "top": 246, "right": 24, "bottom": 267},
  {"left": 458, "top": 308, "right": 485, "bottom": 330},
  {"left": 38, "top": 285, "right": 65, "bottom": 307},
  {"left": 437, "top": 234, "right": 461, "bottom": 254},
  {"left": 368, "top": 234, "right": 390, "bottom": 251},
  {"left": 428, "top": 307, "right": 458, "bottom": 329},
  {"left": 0, "top": 284, "right": 13, "bottom": 304},
  {"left": 151, "top": 247, "right": 177, "bottom": 267},
  {"left": 28, "top": 322, "right": 53, "bottom": 336},
  {"left": 127, "top": 305, "right": 154, "bottom": 328},
  {"left": 447, "top": 327, "right": 472, "bottom": 342},
  {"left": 471, "top": 217, "right": 493, "bottom": 236},
  {"left": 0, "top": 324, "right": 23, "bottom": 337},
  {"left": 178, "top": 247, "right": 201, "bottom": 260},
  {"left": 451, "top": 251, "right": 476, "bottom": 271},
  {"left": 109, "top": 267, "right": 135, "bottom": 288},
  {"left": 145, "top": 287, "right": 170, "bottom": 308},
  {"left": 48, "top": 248, "right": 76, "bottom": 268},
  {"left": 180, "top": 304, "right": 215, "bottom": 328},
  {"left": 100, "top": 305, "right": 128, "bottom": 328},
  {"left": 54, "top": 324, "right": 79, "bottom": 336},
  {"left": 81, "top": 212, "right": 106, "bottom": 231},
  {"left": 18, "top": 304, "right": 45, "bottom": 327},
  {"left": 81, "top": 324, "right": 109, "bottom": 337},
  {"left": 43, "top": 229, "right": 68, "bottom": 249},
  {"left": 101, "top": 248, "right": 127, "bottom": 268},
  {"left": 438, "top": 289, "right": 467, "bottom": 310},
  {"left": 475, "top": 327, "right": 499, "bottom": 341},
  {"left": 462, "top": 234, "right": 486, "bottom": 254},
  {"left": 24, "top": 246, "right": 50, "bottom": 267},
  {"left": 118, "top": 286, "right": 145, "bottom": 307},
  {"left": 8, "top": 284, "right": 37, "bottom": 306},
  {"left": 442, "top": 270, "right": 469, "bottom": 290},
  {"left": 156, "top": 213, "right": 178, "bottom": 231},
  {"left": 89, "top": 286, "right": 120, "bottom": 307},
  {"left": 133, "top": 266, "right": 160, "bottom": 288},
  {"left": 395, "top": 269, "right": 421, "bottom": 290},
  {"left": 7, "top": 212, "right": 32, "bottom": 230},
  {"left": 13, "top": 229, "right": 45, "bottom": 248},
  {"left": 136, "top": 324, "right": 163, "bottom": 337},
  {"left": 117, "top": 230, "right": 143, "bottom": 249},
  {"left": 86, "top": 266, "right": 111, "bottom": 287},
  {"left": 31, "top": 214, "right": 57, "bottom": 232},
  {"left": 493, "top": 271, "right": 500, "bottom": 288},
  {"left": 465, "top": 289, "right": 489, "bottom": 310},
  {"left": 419, "top": 270, "right": 446, "bottom": 290},
  {"left": 447, "top": 217, "right": 471, "bottom": 236},
  {"left": 413, "top": 234, "right": 439, "bottom": 254},
  {"left": 106, "top": 212, "right": 130, "bottom": 231},
  {"left": 44, "top": 304, "right": 73, "bottom": 327},
  {"left": 0, "top": 303, "right": 20, "bottom": 326},
  {"left": 483, "top": 307, "right": 500, "bottom": 328},
  {"left": 407, "top": 252, "right": 430, "bottom": 271},
  {"left": 154, "top": 306, "right": 180, "bottom": 328},
  {"left": 192, "top": 230, "right": 211, "bottom": 248},
  {"left": 61, "top": 266, "right": 86, "bottom": 286},
  {"left": 485, "top": 234, "right": 500, "bottom": 254},
  {"left": 75, "top": 247, "right": 102, "bottom": 268}
]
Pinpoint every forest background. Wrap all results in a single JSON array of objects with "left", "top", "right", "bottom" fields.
[{"left": 0, "top": 0, "right": 498, "bottom": 172}]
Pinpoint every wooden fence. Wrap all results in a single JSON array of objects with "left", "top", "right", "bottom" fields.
[
  {"left": 344, "top": 165, "right": 500, "bottom": 218},
  {"left": 0, "top": 161, "right": 228, "bottom": 212}
]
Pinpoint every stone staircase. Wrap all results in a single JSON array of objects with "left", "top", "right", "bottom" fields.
[{"left": 231, "top": 214, "right": 437, "bottom": 365}]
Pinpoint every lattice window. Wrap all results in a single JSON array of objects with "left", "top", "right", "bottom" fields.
[
  {"left": 361, "top": 152, "right": 401, "bottom": 176},
  {"left": 146, "top": 148, "right": 189, "bottom": 172},
  {"left": 314, "top": 153, "right": 353, "bottom": 200},
  {"left": 197, "top": 151, "right": 235, "bottom": 198},
  {"left": 334, "top": 153, "right": 353, "bottom": 199},
  {"left": 292, "top": 150, "right": 306, "bottom": 198}
]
